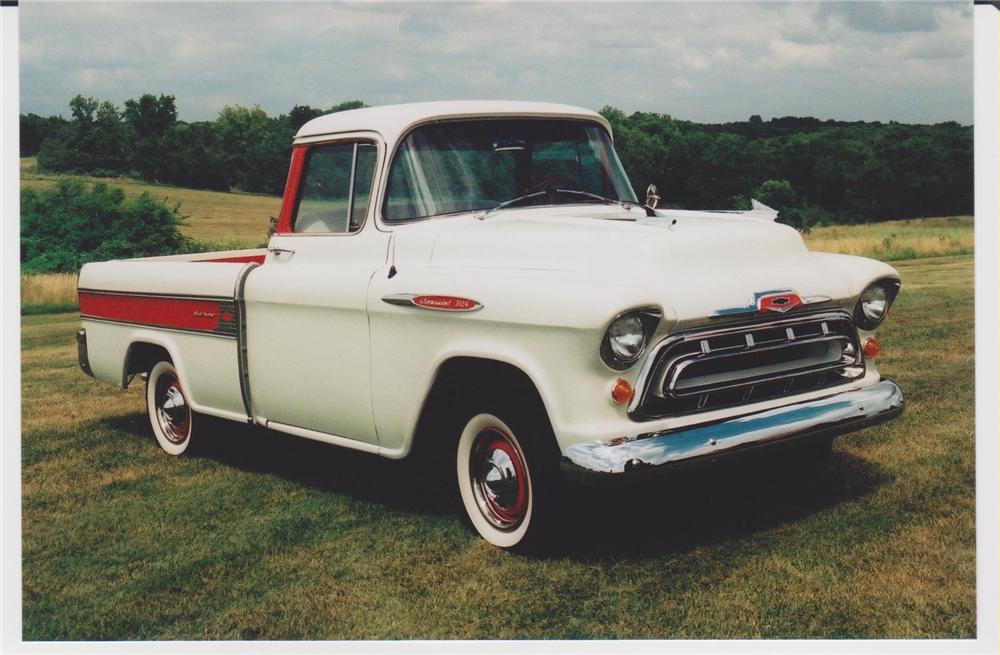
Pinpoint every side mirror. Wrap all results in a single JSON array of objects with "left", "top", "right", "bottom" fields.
[{"left": 645, "top": 184, "right": 660, "bottom": 210}]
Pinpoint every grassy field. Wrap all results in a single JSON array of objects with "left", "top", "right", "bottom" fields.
[
  {"left": 803, "top": 216, "right": 974, "bottom": 261},
  {"left": 20, "top": 159, "right": 281, "bottom": 248},
  {"left": 21, "top": 158, "right": 973, "bottom": 258},
  {"left": 21, "top": 254, "right": 975, "bottom": 639},
  {"left": 17, "top": 161, "right": 977, "bottom": 315},
  {"left": 20, "top": 273, "right": 79, "bottom": 315}
]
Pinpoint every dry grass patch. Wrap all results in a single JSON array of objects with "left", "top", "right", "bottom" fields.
[
  {"left": 21, "top": 273, "right": 79, "bottom": 314},
  {"left": 804, "top": 216, "right": 973, "bottom": 260}
]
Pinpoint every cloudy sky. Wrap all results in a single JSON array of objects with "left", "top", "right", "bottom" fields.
[{"left": 20, "top": 1, "right": 973, "bottom": 124}]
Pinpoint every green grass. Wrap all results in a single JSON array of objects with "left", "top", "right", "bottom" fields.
[
  {"left": 21, "top": 162, "right": 280, "bottom": 249},
  {"left": 20, "top": 255, "right": 975, "bottom": 639}
]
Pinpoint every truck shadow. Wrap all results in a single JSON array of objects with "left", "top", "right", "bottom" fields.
[
  {"left": 108, "top": 413, "right": 892, "bottom": 559},
  {"left": 551, "top": 448, "right": 893, "bottom": 560}
]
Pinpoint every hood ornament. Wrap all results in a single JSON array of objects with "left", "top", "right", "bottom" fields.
[{"left": 713, "top": 290, "right": 832, "bottom": 317}]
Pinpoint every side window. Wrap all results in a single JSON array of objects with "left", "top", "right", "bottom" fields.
[
  {"left": 351, "top": 144, "right": 377, "bottom": 228},
  {"left": 294, "top": 142, "right": 377, "bottom": 234}
]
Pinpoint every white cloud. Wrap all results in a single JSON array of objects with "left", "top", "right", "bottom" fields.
[{"left": 19, "top": 1, "right": 972, "bottom": 124}]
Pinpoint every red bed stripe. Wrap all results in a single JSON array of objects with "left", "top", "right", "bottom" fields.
[
  {"left": 79, "top": 292, "right": 224, "bottom": 332},
  {"left": 198, "top": 254, "right": 266, "bottom": 264}
]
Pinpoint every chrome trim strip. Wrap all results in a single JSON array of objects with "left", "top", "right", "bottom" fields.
[
  {"left": 79, "top": 316, "right": 238, "bottom": 340},
  {"left": 234, "top": 262, "right": 260, "bottom": 422},
  {"left": 77, "top": 288, "right": 231, "bottom": 302},
  {"left": 662, "top": 334, "right": 855, "bottom": 397},
  {"left": 382, "top": 293, "right": 418, "bottom": 307},
  {"left": 562, "top": 379, "right": 903, "bottom": 479},
  {"left": 628, "top": 310, "right": 855, "bottom": 417}
]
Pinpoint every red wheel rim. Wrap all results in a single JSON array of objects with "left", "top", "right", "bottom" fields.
[
  {"left": 154, "top": 371, "right": 190, "bottom": 444},
  {"left": 470, "top": 426, "right": 528, "bottom": 531}
]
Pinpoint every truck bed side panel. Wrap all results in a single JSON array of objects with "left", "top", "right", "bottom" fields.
[
  {"left": 82, "top": 319, "right": 245, "bottom": 418},
  {"left": 78, "top": 259, "right": 254, "bottom": 420}
]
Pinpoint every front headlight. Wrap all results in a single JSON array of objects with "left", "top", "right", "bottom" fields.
[
  {"left": 601, "top": 308, "right": 661, "bottom": 370},
  {"left": 854, "top": 279, "right": 900, "bottom": 330}
]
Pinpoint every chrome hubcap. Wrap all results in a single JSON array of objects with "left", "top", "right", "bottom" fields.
[
  {"left": 470, "top": 428, "right": 527, "bottom": 531},
  {"left": 155, "top": 373, "right": 190, "bottom": 444}
]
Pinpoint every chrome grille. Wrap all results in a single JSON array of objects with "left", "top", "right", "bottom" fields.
[{"left": 633, "top": 311, "right": 864, "bottom": 419}]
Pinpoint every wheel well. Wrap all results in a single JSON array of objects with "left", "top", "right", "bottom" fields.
[
  {"left": 411, "top": 357, "right": 552, "bottom": 459},
  {"left": 122, "top": 342, "right": 172, "bottom": 389}
]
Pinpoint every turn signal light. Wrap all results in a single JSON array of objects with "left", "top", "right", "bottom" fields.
[
  {"left": 863, "top": 337, "right": 881, "bottom": 359},
  {"left": 611, "top": 378, "right": 635, "bottom": 405}
]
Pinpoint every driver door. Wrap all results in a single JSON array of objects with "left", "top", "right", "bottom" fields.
[{"left": 244, "top": 138, "right": 389, "bottom": 445}]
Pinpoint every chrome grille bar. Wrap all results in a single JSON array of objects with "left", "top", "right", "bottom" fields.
[{"left": 630, "top": 311, "right": 863, "bottom": 419}]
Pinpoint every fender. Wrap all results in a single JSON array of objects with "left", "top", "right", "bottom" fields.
[{"left": 121, "top": 329, "right": 185, "bottom": 391}]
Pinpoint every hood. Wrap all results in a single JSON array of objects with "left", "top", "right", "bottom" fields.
[{"left": 393, "top": 206, "right": 855, "bottom": 322}]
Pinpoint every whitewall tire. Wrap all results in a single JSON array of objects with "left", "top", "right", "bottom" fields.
[
  {"left": 456, "top": 413, "right": 536, "bottom": 549},
  {"left": 146, "top": 361, "right": 194, "bottom": 455}
]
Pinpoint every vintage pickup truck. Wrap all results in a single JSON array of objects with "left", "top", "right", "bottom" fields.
[{"left": 77, "top": 101, "right": 904, "bottom": 550}]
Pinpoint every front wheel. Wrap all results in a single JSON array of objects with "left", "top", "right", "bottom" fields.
[
  {"left": 455, "top": 405, "right": 560, "bottom": 551},
  {"left": 146, "top": 360, "right": 196, "bottom": 455}
]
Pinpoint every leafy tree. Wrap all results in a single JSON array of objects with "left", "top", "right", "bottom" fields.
[
  {"left": 21, "top": 179, "right": 189, "bottom": 273},
  {"left": 215, "top": 104, "right": 293, "bottom": 194},
  {"left": 23, "top": 94, "right": 973, "bottom": 220},
  {"left": 328, "top": 100, "right": 367, "bottom": 113},
  {"left": 753, "top": 179, "right": 797, "bottom": 210},
  {"left": 158, "top": 121, "right": 229, "bottom": 191},
  {"left": 37, "top": 96, "right": 126, "bottom": 174},
  {"left": 123, "top": 93, "right": 178, "bottom": 180},
  {"left": 287, "top": 105, "right": 326, "bottom": 131},
  {"left": 69, "top": 95, "right": 98, "bottom": 123},
  {"left": 20, "top": 113, "right": 69, "bottom": 157}
]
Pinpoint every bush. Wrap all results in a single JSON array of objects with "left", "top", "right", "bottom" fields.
[{"left": 21, "top": 179, "right": 190, "bottom": 273}]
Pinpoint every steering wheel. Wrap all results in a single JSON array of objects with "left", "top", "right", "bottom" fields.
[{"left": 523, "top": 175, "right": 578, "bottom": 195}]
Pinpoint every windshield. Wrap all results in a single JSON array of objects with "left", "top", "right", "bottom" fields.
[{"left": 382, "top": 119, "right": 637, "bottom": 221}]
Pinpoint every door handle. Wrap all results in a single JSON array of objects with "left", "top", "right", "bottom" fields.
[{"left": 267, "top": 247, "right": 295, "bottom": 257}]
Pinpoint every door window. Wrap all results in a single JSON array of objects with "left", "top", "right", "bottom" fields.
[{"left": 294, "top": 142, "right": 377, "bottom": 233}]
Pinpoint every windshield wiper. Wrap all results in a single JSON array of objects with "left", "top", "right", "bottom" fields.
[
  {"left": 479, "top": 188, "right": 652, "bottom": 220},
  {"left": 479, "top": 190, "right": 549, "bottom": 218}
]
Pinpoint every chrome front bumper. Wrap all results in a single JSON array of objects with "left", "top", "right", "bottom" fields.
[{"left": 560, "top": 379, "right": 903, "bottom": 482}]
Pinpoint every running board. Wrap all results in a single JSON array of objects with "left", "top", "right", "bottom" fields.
[{"left": 260, "top": 418, "right": 406, "bottom": 459}]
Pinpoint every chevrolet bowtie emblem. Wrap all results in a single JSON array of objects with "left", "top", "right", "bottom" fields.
[{"left": 713, "top": 289, "right": 831, "bottom": 317}]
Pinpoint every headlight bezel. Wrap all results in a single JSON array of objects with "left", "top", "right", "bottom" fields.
[
  {"left": 601, "top": 307, "right": 662, "bottom": 370},
  {"left": 854, "top": 278, "right": 901, "bottom": 331}
]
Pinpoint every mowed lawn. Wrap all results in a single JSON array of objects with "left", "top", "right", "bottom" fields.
[{"left": 21, "top": 255, "right": 975, "bottom": 640}]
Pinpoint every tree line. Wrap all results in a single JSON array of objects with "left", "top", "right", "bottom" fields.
[
  {"left": 21, "top": 94, "right": 972, "bottom": 228},
  {"left": 600, "top": 108, "right": 972, "bottom": 227},
  {"left": 21, "top": 95, "right": 364, "bottom": 196}
]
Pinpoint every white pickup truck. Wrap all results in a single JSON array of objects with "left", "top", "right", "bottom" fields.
[{"left": 77, "top": 101, "right": 904, "bottom": 550}]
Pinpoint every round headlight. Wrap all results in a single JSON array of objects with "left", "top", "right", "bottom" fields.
[
  {"left": 601, "top": 309, "right": 661, "bottom": 370},
  {"left": 608, "top": 315, "right": 646, "bottom": 360},
  {"left": 854, "top": 279, "right": 900, "bottom": 330}
]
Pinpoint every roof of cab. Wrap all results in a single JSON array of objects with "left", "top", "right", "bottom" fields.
[{"left": 294, "top": 100, "right": 612, "bottom": 144}]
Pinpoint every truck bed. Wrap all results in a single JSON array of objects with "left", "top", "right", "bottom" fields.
[{"left": 77, "top": 248, "right": 267, "bottom": 423}]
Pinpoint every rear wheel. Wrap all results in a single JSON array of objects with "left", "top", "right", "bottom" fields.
[
  {"left": 454, "top": 395, "right": 561, "bottom": 551},
  {"left": 146, "top": 361, "right": 195, "bottom": 455}
]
